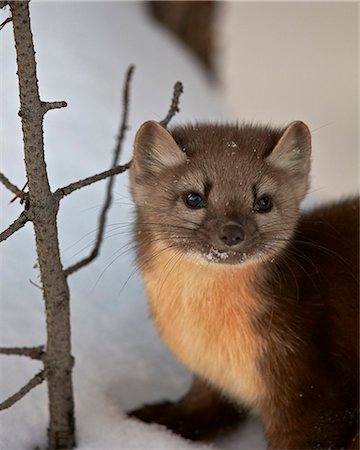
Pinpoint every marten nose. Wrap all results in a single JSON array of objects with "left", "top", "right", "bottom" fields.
[{"left": 220, "top": 223, "right": 245, "bottom": 247}]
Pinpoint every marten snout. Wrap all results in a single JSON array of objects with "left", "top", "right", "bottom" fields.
[{"left": 219, "top": 223, "right": 245, "bottom": 247}]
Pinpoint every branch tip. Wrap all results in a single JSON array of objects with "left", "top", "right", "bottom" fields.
[
  {"left": 10, "top": 180, "right": 28, "bottom": 204},
  {"left": 0, "top": 14, "right": 11, "bottom": 30},
  {"left": 114, "top": 64, "right": 135, "bottom": 158},
  {"left": 160, "top": 81, "right": 184, "bottom": 128},
  {"left": 0, "top": 172, "right": 26, "bottom": 199},
  {"left": 42, "top": 100, "right": 67, "bottom": 113}
]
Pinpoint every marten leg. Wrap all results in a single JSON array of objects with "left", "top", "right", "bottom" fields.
[{"left": 128, "top": 376, "right": 246, "bottom": 440}]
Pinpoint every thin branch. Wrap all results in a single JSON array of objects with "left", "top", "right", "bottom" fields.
[
  {"left": 0, "top": 345, "right": 45, "bottom": 360},
  {"left": 10, "top": 180, "right": 28, "bottom": 204},
  {"left": 0, "top": 14, "right": 11, "bottom": 30},
  {"left": 113, "top": 64, "right": 134, "bottom": 164},
  {"left": 159, "top": 81, "right": 184, "bottom": 128},
  {"left": 0, "top": 172, "right": 26, "bottom": 198},
  {"left": 0, "top": 370, "right": 45, "bottom": 411},
  {"left": 64, "top": 65, "right": 135, "bottom": 277},
  {"left": 0, "top": 211, "right": 29, "bottom": 242},
  {"left": 41, "top": 100, "right": 67, "bottom": 114},
  {"left": 29, "top": 279, "right": 43, "bottom": 290},
  {"left": 54, "top": 162, "right": 131, "bottom": 201}
]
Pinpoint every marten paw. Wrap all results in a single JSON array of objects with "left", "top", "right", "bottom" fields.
[
  {"left": 128, "top": 400, "right": 206, "bottom": 439},
  {"left": 128, "top": 399, "right": 245, "bottom": 441}
]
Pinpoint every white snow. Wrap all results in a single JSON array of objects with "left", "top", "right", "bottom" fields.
[
  {"left": 205, "top": 248, "right": 230, "bottom": 263},
  {"left": 0, "top": 2, "right": 266, "bottom": 449}
]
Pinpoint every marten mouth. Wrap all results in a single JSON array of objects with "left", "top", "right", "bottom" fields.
[
  {"left": 160, "top": 235, "right": 268, "bottom": 265},
  {"left": 204, "top": 247, "right": 250, "bottom": 264},
  {"left": 186, "top": 246, "right": 259, "bottom": 266}
]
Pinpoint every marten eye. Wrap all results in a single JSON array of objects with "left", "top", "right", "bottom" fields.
[
  {"left": 254, "top": 195, "right": 272, "bottom": 213},
  {"left": 185, "top": 192, "right": 206, "bottom": 209}
]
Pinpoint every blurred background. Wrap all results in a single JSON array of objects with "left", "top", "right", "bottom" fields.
[
  {"left": 0, "top": 2, "right": 358, "bottom": 449},
  {"left": 147, "top": 0, "right": 359, "bottom": 200}
]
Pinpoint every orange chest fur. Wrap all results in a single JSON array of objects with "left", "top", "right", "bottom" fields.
[{"left": 142, "top": 248, "right": 267, "bottom": 408}]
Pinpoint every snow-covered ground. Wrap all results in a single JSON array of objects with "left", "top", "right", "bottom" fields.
[{"left": 1, "top": 2, "right": 266, "bottom": 449}]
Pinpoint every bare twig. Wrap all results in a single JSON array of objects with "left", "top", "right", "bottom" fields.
[
  {"left": 29, "top": 279, "right": 43, "bottom": 290},
  {"left": 114, "top": 65, "right": 135, "bottom": 164},
  {"left": 0, "top": 211, "right": 29, "bottom": 242},
  {"left": 64, "top": 65, "right": 135, "bottom": 277},
  {"left": 159, "top": 81, "right": 184, "bottom": 128},
  {"left": 18, "top": 100, "right": 67, "bottom": 119},
  {"left": 41, "top": 101, "right": 67, "bottom": 113},
  {"left": 10, "top": 180, "right": 28, "bottom": 204},
  {"left": 0, "top": 370, "right": 45, "bottom": 411},
  {"left": 0, "top": 345, "right": 45, "bottom": 360},
  {"left": 0, "top": 172, "right": 26, "bottom": 198},
  {"left": 0, "top": 14, "right": 11, "bottom": 30},
  {"left": 54, "top": 162, "right": 131, "bottom": 201}
]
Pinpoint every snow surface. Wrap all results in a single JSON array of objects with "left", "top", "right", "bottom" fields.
[{"left": 0, "top": 2, "right": 267, "bottom": 449}]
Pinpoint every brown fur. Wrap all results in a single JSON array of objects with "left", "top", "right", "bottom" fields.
[
  {"left": 257, "top": 199, "right": 359, "bottom": 448},
  {"left": 129, "top": 120, "right": 359, "bottom": 449}
]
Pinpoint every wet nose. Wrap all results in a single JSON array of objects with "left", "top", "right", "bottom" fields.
[{"left": 219, "top": 223, "right": 245, "bottom": 247}]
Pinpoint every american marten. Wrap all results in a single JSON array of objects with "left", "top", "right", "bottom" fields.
[{"left": 129, "top": 120, "right": 359, "bottom": 449}]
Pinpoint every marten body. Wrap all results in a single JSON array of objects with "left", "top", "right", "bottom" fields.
[{"left": 129, "top": 120, "right": 359, "bottom": 449}]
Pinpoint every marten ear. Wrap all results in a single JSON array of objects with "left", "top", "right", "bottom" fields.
[
  {"left": 267, "top": 121, "right": 311, "bottom": 176},
  {"left": 266, "top": 121, "right": 311, "bottom": 201},
  {"left": 133, "top": 120, "right": 186, "bottom": 174}
]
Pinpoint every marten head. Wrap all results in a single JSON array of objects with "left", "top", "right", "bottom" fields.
[{"left": 130, "top": 120, "right": 311, "bottom": 265}]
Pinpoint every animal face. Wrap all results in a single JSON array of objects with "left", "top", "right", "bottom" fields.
[{"left": 130, "top": 120, "right": 311, "bottom": 265}]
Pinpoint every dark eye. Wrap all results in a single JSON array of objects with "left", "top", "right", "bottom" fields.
[
  {"left": 254, "top": 195, "right": 272, "bottom": 213},
  {"left": 185, "top": 192, "right": 206, "bottom": 209}
]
